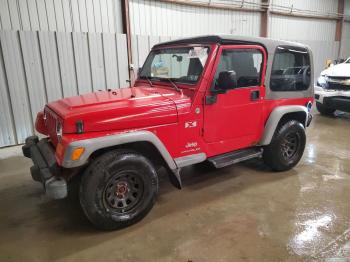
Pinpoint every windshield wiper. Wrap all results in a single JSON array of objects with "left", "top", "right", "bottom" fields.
[
  {"left": 163, "top": 78, "right": 181, "bottom": 93},
  {"left": 144, "top": 76, "right": 153, "bottom": 87}
]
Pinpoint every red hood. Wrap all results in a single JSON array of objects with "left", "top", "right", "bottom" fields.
[{"left": 47, "top": 86, "right": 191, "bottom": 133}]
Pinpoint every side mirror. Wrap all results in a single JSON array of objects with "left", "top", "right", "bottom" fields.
[
  {"left": 206, "top": 70, "right": 238, "bottom": 105},
  {"left": 172, "top": 54, "right": 183, "bottom": 62},
  {"left": 214, "top": 70, "right": 238, "bottom": 93}
]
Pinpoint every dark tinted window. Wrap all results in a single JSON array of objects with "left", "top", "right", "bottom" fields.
[
  {"left": 270, "top": 46, "right": 311, "bottom": 91},
  {"left": 214, "top": 49, "right": 263, "bottom": 88}
]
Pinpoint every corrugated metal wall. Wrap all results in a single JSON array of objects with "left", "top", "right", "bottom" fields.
[
  {"left": 0, "top": 0, "right": 123, "bottom": 33},
  {"left": 271, "top": 0, "right": 338, "bottom": 14},
  {"left": 268, "top": 15, "right": 336, "bottom": 41},
  {"left": 0, "top": 31, "right": 129, "bottom": 147},
  {"left": 0, "top": 0, "right": 127, "bottom": 147},
  {"left": 341, "top": 22, "right": 350, "bottom": 58},
  {"left": 341, "top": 0, "right": 350, "bottom": 58},
  {"left": 129, "top": 0, "right": 261, "bottom": 36}
]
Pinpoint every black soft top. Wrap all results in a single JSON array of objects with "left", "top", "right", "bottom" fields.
[{"left": 153, "top": 35, "right": 309, "bottom": 55}]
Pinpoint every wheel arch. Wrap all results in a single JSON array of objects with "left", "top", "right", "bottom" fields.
[
  {"left": 89, "top": 141, "right": 170, "bottom": 170},
  {"left": 62, "top": 131, "right": 177, "bottom": 170},
  {"left": 259, "top": 105, "right": 308, "bottom": 146}
]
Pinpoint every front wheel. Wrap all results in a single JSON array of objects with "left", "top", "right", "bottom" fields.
[
  {"left": 263, "top": 120, "right": 306, "bottom": 171},
  {"left": 79, "top": 149, "right": 158, "bottom": 230}
]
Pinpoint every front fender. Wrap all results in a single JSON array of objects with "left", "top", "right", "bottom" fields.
[
  {"left": 259, "top": 105, "right": 308, "bottom": 146},
  {"left": 61, "top": 130, "right": 177, "bottom": 170}
]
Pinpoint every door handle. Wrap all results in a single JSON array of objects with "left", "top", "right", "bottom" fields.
[{"left": 250, "top": 90, "right": 260, "bottom": 101}]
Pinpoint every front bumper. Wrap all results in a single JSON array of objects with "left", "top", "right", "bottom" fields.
[
  {"left": 314, "top": 86, "right": 350, "bottom": 113},
  {"left": 323, "top": 96, "right": 350, "bottom": 113},
  {"left": 22, "top": 136, "right": 67, "bottom": 199}
]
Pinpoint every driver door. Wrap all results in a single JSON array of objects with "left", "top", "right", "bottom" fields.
[{"left": 203, "top": 45, "right": 267, "bottom": 155}]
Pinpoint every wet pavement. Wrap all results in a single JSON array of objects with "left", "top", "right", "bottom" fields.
[{"left": 0, "top": 110, "right": 350, "bottom": 261}]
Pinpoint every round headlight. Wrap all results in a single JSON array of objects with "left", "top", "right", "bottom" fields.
[{"left": 56, "top": 121, "right": 63, "bottom": 141}]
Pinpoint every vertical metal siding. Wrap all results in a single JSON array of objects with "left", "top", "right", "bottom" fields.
[
  {"left": 0, "top": 0, "right": 12, "bottom": 29},
  {"left": 19, "top": 31, "right": 47, "bottom": 123},
  {"left": 46, "top": 0, "right": 58, "bottom": 31},
  {"left": 129, "top": 0, "right": 261, "bottom": 37},
  {"left": 116, "top": 34, "right": 130, "bottom": 87},
  {"left": 39, "top": 32, "right": 63, "bottom": 102},
  {"left": 72, "top": 32, "right": 93, "bottom": 94},
  {"left": 0, "top": 31, "right": 129, "bottom": 147},
  {"left": 271, "top": 0, "right": 338, "bottom": 14},
  {"left": 27, "top": 0, "right": 40, "bottom": 30},
  {"left": 89, "top": 33, "right": 107, "bottom": 91},
  {"left": 0, "top": 43, "right": 16, "bottom": 146},
  {"left": 7, "top": 0, "right": 21, "bottom": 30},
  {"left": 103, "top": 33, "right": 120, "bottom": 89},
  {"left": 56, "top": 32, "right": 79, "bottom": 97},
  {"left": 341, "top": 22, "right": 350, "bottom": 58},
  {"left": 0, "top": 31, "right": 33, "bottom": 144},
  {"left": 0, "top": 0, "right": 123, "bottom": 33},
  {"left": 269, "top": 14, "right": 337, "bottom": 41},
  {"left": 36, "top": 0, "right": 49, "bottom": 31},
  {"left": 345, "top": 0, "right": 350, "bottom": 16}
]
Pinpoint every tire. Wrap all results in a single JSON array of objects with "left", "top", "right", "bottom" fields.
[
  {"left": 263, "top": 120, "right": 306, "bottom": 172},
  {"left": 79, "top": 149, "right": 158, "bottom": 230},
  {"left": 316, "top": 102, "right": 335, "bottom": 116}
]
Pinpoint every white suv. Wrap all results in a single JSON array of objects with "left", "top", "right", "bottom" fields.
[{"left": 315, "top": 57, "right": 350, "bottom": 115}]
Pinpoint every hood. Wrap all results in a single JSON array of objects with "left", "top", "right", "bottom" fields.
[
  {"left": 321, "top": 63, "right": 350, "bottom": 77},
  {"left": 47, "top": 86, "right": 191, "bottom": 133}
]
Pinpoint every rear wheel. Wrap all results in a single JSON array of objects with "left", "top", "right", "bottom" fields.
[
  {"left": 316, "top": 102, "right": 335, "bottom": 116},
  {"left": 263, "top": 120, "right": 306, "bottom": 171},
  {"left": 79, "top": 149, "right": 158, "bottom": 230}
]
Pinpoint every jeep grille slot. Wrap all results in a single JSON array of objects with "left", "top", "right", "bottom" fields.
[{"left": 44, "top": 108, "right": 59, "bottom": 145}]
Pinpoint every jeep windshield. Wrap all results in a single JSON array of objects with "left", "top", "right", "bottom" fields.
[{"left": 139, "top": 46, "right": 209, "bottom": 85}]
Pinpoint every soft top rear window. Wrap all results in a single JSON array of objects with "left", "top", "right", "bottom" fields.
[{"left": 270, "top": 45, "right": 311, "bottom": 92}]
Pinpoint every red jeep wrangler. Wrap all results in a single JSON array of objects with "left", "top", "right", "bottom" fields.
[{"left": 23, "top": 35, "right": 313, "bottom": 230}]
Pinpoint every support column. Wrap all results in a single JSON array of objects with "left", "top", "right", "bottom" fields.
[
  {"left": 121, "top": 0, "right": 133, "bottom": 85},
  {"left": 336, "top": 0, "right": 345, "bottom": 58},
  {"left": 335, "top": 0, "right": 344, "bottom": 42},
  {"left": 260, "top": 0, "right": 270, "bottom": 37}
]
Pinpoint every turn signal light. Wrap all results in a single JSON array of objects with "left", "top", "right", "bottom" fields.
[{"left": 71, "top": 147, "right": 85, "bottom": 161}]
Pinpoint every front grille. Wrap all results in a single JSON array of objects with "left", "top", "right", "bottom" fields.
[
  {"left": 327, "top": 82, "right": 350, "bottom": 91},
  {"left": 328, "top": 76, "right": 349, "bottom": 81},
  {"left": 44, "top": 107, "right": 59, "bottom": 145},
  {"left": 325, "top": 77, "right": 350, "bottom": 91}
]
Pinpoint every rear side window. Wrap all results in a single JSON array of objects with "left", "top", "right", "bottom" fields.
[
  {"left": 214, "top": 49, "right": 263, "bottom": 88},
  {"left": 270, "top": 46, "right": 311, "bottom": 91}
]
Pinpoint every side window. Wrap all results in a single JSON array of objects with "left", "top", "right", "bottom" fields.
[
  {"left": 270, "top": 46, "right": 311, "bottom": 91},
  {"left": 214, "top": 48, "right": 263, "bottom": 88}
]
